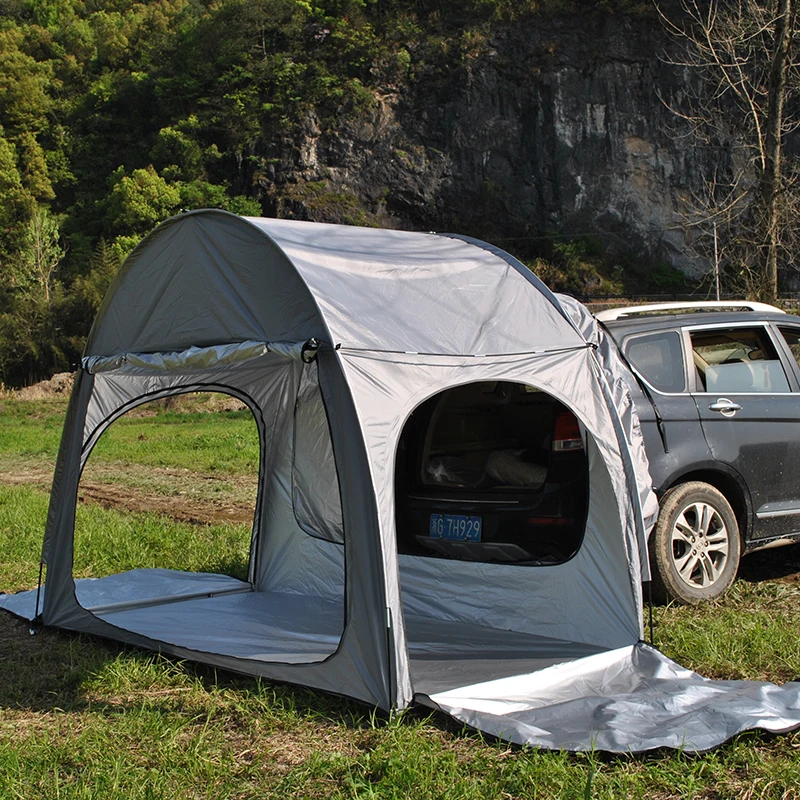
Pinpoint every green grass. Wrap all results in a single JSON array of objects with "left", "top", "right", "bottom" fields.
[
  {"left": 0, "top": 398, "right": 67, "bottom": 461},
  {"left": 653, "top": 581, "right": 800, "bottom": 683},
  {"left": 88, "top": 407, "right": 259, "bottom": 475},
  {"left": 0, "top": 394, "right": 259, "bottom": 476},
  {"left": 1, "top": 395, "right": 800, "bottom": 798},
  {"left": 0, "top": 483, "right": 251, "bottom": 590}
]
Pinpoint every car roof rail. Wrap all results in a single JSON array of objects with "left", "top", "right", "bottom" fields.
[{"left": 594, "top": 300, "right": 786, "bottom": 322}]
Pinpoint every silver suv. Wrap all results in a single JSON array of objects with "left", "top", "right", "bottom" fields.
[{"left": 598, "top": 301, "right": 800, "bottom": 604}]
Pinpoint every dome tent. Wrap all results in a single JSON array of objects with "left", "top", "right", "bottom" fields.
[{"left": 3, "top": 210, "right": 800, "bottom": 752}]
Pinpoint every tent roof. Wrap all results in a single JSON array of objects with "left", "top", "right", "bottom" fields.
[{"left": 86, "top": 211, "right": 584, "bottom": 358}]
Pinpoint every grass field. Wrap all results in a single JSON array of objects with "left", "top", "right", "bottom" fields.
[{"left": 1, "top": 393, "right": 799, "bottom": 798}]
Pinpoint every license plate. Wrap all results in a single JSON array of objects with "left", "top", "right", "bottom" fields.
[{"left": 429, "top": 514, "right": 482, "bottom": 542}]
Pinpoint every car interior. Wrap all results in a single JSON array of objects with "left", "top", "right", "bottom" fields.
[
  {"left": 395, "top": 381, "right": 589, "bottom": 566},
  {"left": 690, "top": 328, "right": 790, "bottom": 393}
]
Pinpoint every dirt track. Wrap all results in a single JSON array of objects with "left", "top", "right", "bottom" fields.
[
  {"left": 2, "top": 455, "right": 799, "bottom": 584},
  {"left": 1, "top": 464, "right": 257, "bottom": 527},
  {"left": 75, "top": 481, "right": 256, "bottom": 525}
]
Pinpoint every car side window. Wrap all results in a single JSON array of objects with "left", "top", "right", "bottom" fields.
[
  {"left": 690, "top": 327, "right": 790, "bottom": 393},
  {"left": 778, "top": 327, "right": 800, "bottom": 372},
  {"left": 623, "top": 331, "right": 685, "bottom": 393}
]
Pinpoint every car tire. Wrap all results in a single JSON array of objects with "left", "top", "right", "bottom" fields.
[{"left": 649, "top": 481, "right": 741, "bottom": 604}]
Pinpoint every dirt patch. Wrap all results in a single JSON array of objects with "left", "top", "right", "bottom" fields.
[
  {"left": 76, "top": 481, "right": 255, "bottom": 526},
  {"left": 1, "top": 459, "right": 258, "bottom": 527},
  {"left": 9, "top": 373, "right": 75, "bottom": 400},
  {"left": 0, "top": 464, "right": 53, "bottom": 491},
  {"left": 123, "top": 393, "right": 247, "bottom": 417}
]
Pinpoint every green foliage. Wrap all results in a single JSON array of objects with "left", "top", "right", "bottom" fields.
[
  {"left": 59, "top": 237, "right": 121, "bottom": 351},
  {"left": 106, "top": 165, "right": 181, "bottom": 233},
  {"left": 150, "top": 118, "right": 205, "bottom": 182},
  {"left": 0, "top": 206, "right": 68, "bottom": 385},
  {"left": 528, "top": 235, "right": 697, "bottom": 298},
  {"left": 278, "top": 179, "right": 379, "bottom": 225},
  {"left": 0, "top": 131, "right": 35, "bottom": 233},
  {"left": 529, "top": 236, "right": 624, "bottom": 296},
  {"left": 0, "top": 0, "right": 669, "bottom": 385}
]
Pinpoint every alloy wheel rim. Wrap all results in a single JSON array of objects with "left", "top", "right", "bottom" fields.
[{"left": 670, "top": 501, "right": 730, "bottom": 589}]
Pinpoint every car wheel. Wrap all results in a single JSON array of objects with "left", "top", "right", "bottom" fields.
[{"left": 649, "top": 481, "right": 741, "bottom": 604}]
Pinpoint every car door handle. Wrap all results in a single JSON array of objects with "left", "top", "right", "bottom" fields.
[{"left": 708, "top": 398, "right": 742, "bottom": 417}]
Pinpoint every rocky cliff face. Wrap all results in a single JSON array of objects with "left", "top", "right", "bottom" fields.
[{"left": 258, "top": 11, "right": 707, "bottom": 277}]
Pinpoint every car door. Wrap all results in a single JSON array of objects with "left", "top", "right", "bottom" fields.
[
  {"left": 617, "top": 328, "right": 706, "bottom": 493},
  {"left": 687, "top": 322, "right": 800, "bottom": 540}
]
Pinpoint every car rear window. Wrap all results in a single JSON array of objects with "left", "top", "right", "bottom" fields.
[
  {"left": 623, "top": 331, "right": 685, "bottom": 393},
  {"left": 417, "top": 382, "right": 554, "bottom": 489},
  {"left": 394, "top": 382, "right": 589, "bottom": 566},
  {"left": 690, "top": 327, "right": 790, "bottom": 393}
]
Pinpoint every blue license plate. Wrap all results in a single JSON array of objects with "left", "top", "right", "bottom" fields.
[{"left": 429, "top": 514, "right": 482, "bottom": 542}]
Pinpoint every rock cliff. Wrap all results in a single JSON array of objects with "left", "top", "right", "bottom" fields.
[{"left": 258, "top": 10, "right": 707, "bottom": 276}]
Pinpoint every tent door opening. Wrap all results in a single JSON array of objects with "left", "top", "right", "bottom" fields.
[
  {"left": 72, "top": 390, "right": 259, "bottom": 613},
  {"left": 67, "top": 361, "right": 347, "bottom": 665}
]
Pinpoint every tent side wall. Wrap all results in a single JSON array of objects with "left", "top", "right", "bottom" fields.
[{"left": 35, "top": 212, "right": 405, "bottom": 709}]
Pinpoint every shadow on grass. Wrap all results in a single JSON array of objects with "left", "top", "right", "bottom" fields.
[
  {"left": 0, "top": 609, "right": 439, "bottom": 735},
  {"left": 203, "top": 555, "right": 249, "bottom": 582},
  {"left": 738, "top": 541, "right": 800, "bottom": 584},
  {"left": 0, "top": 612, "right": 120, "bottom": 712}
]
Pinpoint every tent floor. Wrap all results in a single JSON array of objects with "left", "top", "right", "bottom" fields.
[
  {"left": 1, "top": 568, "right": 606, "bottom": 693},
  {"left": 88, "top": 570, "right": 604, "bottom": 692}
]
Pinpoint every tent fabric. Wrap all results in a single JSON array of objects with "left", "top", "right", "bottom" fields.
[
  {"left": 83, "top": 340, "right": 306, "bottom": 374},
  {"left": 420, "top": 643, "right": 800, "bottom": 754},
  {"left": 3, "top": 209, "right": 800, "bottom": 753}
]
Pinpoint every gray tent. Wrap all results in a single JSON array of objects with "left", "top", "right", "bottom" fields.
[{"left": 3, "top": 211, "right": 800, "bottom": 752}]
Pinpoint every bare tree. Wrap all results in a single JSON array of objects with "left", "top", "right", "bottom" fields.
[{"left": 658, "top": 0, "right": 799, "bottom": 302}]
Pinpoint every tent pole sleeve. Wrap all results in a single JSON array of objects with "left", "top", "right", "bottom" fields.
[{"left": 40, "top": 369, "right": 95, "bottom": 622}]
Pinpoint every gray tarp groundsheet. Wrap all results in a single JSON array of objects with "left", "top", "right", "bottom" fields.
[{"left": 2, "top": 211, "right": 799, "bottom": 753}]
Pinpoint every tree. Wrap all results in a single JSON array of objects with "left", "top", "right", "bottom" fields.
[
  {"left": 15, "top": 205, "right": 64, "bottom": 309},
  {"left": 0, "top": 206, "right": 66, "bottom": 385},
  {"left": 658, "top": 0, "right": 799, "bottom": 302}
]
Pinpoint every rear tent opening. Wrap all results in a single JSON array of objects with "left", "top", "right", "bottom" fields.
[{"left": 395, "top": 380, "right": 589, "bottom": 566}]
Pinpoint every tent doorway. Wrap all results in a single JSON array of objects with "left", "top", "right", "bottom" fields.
[
  {"left": 72, "top": 391, "right": 260, "bottom": 620},
  {"left": 395, "top": 381, "right": 589, "bottom": 566},
  {"left": 394, "top": 380, "right": 596, "bottom": 695},
  {"left": 75, "top": 391, "right": 258, "bottom": 582}
]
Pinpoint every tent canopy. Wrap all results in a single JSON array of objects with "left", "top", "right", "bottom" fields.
[{"left": 3, "top": 210, "right": 799, "bottom": 753}]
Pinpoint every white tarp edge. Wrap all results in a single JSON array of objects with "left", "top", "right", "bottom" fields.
[{"left": 420, "top": 642, "right": 800, "bottom": 753}]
